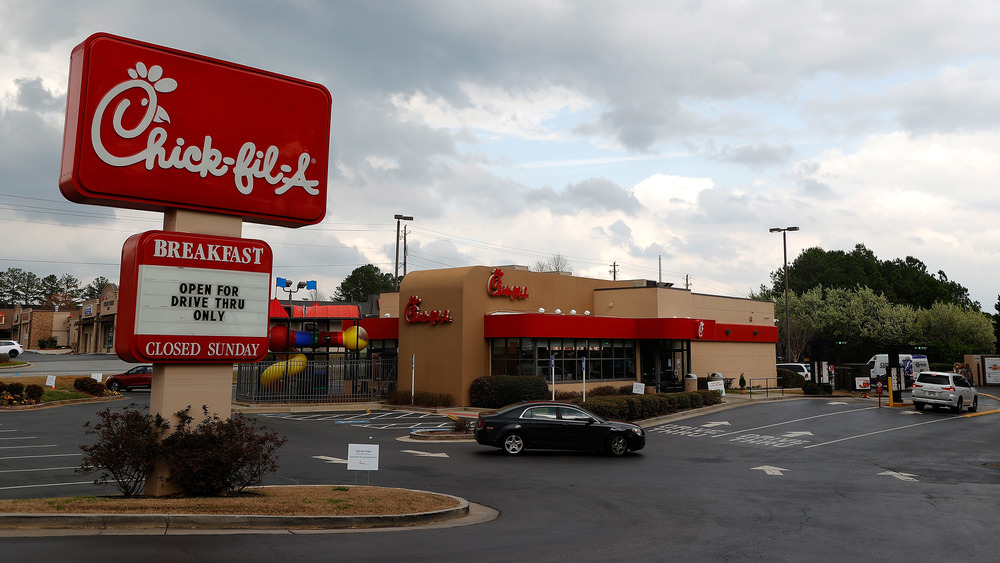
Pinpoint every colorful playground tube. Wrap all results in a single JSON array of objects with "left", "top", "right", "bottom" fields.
[{"left": 261, "top": 325, "right": 369, "bottom": 386}]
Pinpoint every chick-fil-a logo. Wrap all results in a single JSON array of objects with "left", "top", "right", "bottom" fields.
[
  {"left": 403, "top": 296, "right": 453, "bottom": 325},
  {"left": 487, "top": 268, "right": 529, "bottom": 300},
  {"left": 90, "top": 62, "right": 319, "bottom": 197}
]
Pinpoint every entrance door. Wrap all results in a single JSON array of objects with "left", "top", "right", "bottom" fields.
[{"left": 640, "top": 341, "right": 687, "bottom": 392}]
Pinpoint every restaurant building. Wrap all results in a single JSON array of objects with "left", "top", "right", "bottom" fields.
[{"left": 359, "top": 265, "right": 778, "bottom": 406}]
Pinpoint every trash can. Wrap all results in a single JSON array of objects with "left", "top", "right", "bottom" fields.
[{"left": 684, "top": 373, "right": 698, "bottom": 392}]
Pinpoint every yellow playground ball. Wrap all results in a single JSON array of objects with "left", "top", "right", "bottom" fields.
[{"left": 343, "top": 325, "right": 369, "bottom": 351}]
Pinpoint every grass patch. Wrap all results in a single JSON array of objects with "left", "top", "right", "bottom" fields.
[
  {"left": 0, "top": 486, "right": 458, "bottom": 517},
  {"left": 42, "top": 389, "right": 91, "bottom": 402}
]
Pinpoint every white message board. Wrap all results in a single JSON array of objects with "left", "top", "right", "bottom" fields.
[
  {"left": 347, "top": 444, "right": 380, "bottom": 471},
  {"left": 632, "top": 381, "right": 646, "bottom": 394},
  {"left": 707, "top": 379, "right": 726, "bottom": 396}
]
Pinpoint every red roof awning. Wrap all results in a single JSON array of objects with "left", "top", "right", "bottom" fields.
[{"left": 269, "top": 299, "right": 361, "bottom": 319}]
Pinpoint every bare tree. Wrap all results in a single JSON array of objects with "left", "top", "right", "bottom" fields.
[{"left": 532, "top": 254, "right": 572, "bottom": 274}]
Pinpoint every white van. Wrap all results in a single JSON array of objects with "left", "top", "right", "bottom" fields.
[{"left": 867, "top": 354, "right": 929, "bottom": 387}]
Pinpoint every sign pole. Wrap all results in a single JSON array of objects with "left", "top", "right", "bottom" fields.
[
  {"left": 551, "top": 353, "right": 556, "bottom": 400},
  {"left": 582, "top": 357, "right": 587, "bottom": 402}
]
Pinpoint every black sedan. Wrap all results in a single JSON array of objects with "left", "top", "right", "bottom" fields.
[{"left": 474, "top": 401, "right": 645, "bottom": 456}]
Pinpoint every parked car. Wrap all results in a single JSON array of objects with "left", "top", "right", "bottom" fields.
[
  {"left": 474, "top": 401, "right": 645, "bottom": 456},
  {"left": 776, "top": 363, "right": 810, "bottom": 377},
  {"left": 911, "top": 371, "right": 978, "bottom": 413},
  {"left": 105, "top": 365, "right": 154, "bottom": 392},
  {"left": 0, "top": 340, "right": 23, "bottom": 358}
]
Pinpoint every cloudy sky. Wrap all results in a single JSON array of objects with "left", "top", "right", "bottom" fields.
[{"left": 2, "top": 0, "right": 998, "bottom": 308}]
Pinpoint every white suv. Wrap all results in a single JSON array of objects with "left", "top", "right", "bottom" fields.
[
  {"left": 911, "top": 371, "right": 978, "bottom": 413},
  {"left": 0, "top": 340, "right": 24, "bottom": 358}
]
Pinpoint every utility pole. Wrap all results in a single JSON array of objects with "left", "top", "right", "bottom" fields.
[
  {"left": 609, "top": 262, "right": 618, "bottom": 281},
  {"left": 402, "top": 226, "right": 409, "bottom": 276}
]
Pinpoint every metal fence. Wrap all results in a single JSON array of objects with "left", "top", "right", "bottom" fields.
[{"left": 234, "top": 358, "right": 397, "bottom": 404}]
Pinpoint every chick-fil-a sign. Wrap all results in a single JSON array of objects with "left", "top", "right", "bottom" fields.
[
  {"left": 403, "top": 296, "right": 453, "bottom": 326},
  {"left": 487, "top": 268, "right": 529, "bottom": 300},
  {"left": 60, "top": 33, "right": 331, "bottom": 227}
]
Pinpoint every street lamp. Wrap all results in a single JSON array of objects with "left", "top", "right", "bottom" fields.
[
  {"left": 769, "top": 226, "right": 799, "bottom": 363},
  {"left": 393, "top": 214, "right": 413, "bottom": 290}
]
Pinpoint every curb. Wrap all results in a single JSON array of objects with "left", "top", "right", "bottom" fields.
[{"left": 0, "top": 489, "right": 474, "bottom": 532}]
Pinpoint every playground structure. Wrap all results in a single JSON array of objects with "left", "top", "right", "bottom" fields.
[{"left": 260, "top": 324, "right": 370, "bottom": 386}]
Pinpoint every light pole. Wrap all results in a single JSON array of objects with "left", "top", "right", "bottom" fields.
[
  {"left": 769, "top": 226, "right": 799, "bottom": 363},
  {"left": 393, "top": 214, "right": 413, "bottom": 290}
]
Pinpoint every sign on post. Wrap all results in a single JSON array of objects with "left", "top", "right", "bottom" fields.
[
  {"left": 116, "top": 230, "right": 272, "bottom": 363},
  {"left": 347, "top": 444, "right": 380, "bottom": 471}
]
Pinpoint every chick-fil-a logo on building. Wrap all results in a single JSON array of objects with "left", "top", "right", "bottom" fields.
[
  {"left": 60, "top": 33, "right": 332, "bottom": 228},
  {"left": 404, "top": 296, "right": 453, "bottom": 326},
  {"left": 487, "top": 268, "right": 529, "bottom": 300}
]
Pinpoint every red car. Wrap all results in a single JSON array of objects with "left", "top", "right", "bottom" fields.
[{"left": 105, "top": 365, "right": 153, "bottom": 392}]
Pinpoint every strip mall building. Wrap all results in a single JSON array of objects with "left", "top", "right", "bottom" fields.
[{"left": 361, "top": 265, "right": 778, "bottom": 406}]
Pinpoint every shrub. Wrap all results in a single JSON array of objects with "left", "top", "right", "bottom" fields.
[
  {"left": 451, "top": 417, "right": 472, "bottom": 433},
  {"left": 802, "top": 381, "right": 821, "bottom": 395},
  {"left": 822, "top": 383, "right": 833, "bottom": 395},
  {"left": 554, "top": 390, "right": 582, "bottom": 401},
  {"left": 588, "top": 385, "right": 631, "bottom": 396},
  {"left": 161, "top": 406, "right": 288, "bottom": 496},
  {"left": 777, "top": 368, "right": 805, "bottom": 388},
  {"left": 0, "top": 381, "right": 6, "bottom": 394},
  {"left": 469, "top": 375, "right": 549, "bottom": 408},
  {"left": 739, "top": 373, "right": 746, "bottom": 389},
  {"left": 74, "top": 377, "right": 106, "bottom": 396},
  {"left": 6, "top": 382, "right": 24, "bottom": 397},
  {"left": 385, "top": 390, "right": 455, "bottom": 407},
  {"left": 576, "top": 390, "right": 722, "bottom": 421},
  {"left": 24, "top": 384, "right": 44, "bottom": 402},
  {"left": 78, "top": 404, "right": 169, "bottom": 497},
  {"left": 0, "top": 353, "right": 9, "bottom": 363}
]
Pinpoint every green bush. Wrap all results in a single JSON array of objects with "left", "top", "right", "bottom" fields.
[
  {"left": 385, "top": 390, "right": 454, "bottom": 407},
  {"left": 78, "top": 404, "right": 169, "bottom": 497},
  {"left": 554, "top": 390, "right": 582, "bottom": 401},
  {"left": 161, "top": 406, "right": 288, "bottom": 496},
  {"left": 777, "top": 368, "right": 805, "bottom": 388},
  {"left": 576, "top": 390, "right": 722, "bottom": 421},
  {"left": 739, "top": 373, "right": 747, "bottom": 389},
  {"left": 0, "top": 353, "right": 10, "bottom": 363},
  {"left": 469, "top": 376, "right": 549, "bottom": 408},
  {"left": 0, "top": 381, "right": 6, "bottom": 393},
  {"left": 6, "top": 382, "right": 24, "bottom": 397},
  {"left": 588, "top": 385, "right": 631, "bottom": 396},
  {"left": 802, "top": 381, "right": 821, "bottom": 395}
]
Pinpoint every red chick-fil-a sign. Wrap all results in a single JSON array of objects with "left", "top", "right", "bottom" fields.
[
  {"left": 403, "top": 296, "right": 453, "bottom": 325},
  {"left": 487, "top": 268, "right": 529, "bottom": 300},
  {"left": 59, "top": 33, "right": 331, "bottom": 227}
]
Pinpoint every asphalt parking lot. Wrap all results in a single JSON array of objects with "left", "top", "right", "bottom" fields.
[{"left": 1, "top": 390, "right": 999, "bottom": 561}]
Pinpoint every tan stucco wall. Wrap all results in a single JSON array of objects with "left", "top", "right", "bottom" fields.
[{"left": 691, "top": 341, "right": 777, "bottom": 384}]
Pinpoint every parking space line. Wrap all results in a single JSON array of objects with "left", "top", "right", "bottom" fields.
[
  {"left": 0, "top": 481, "right": 95, "bottom": 491},
  {"left": 0, "top": 466, "right": 78, "bottom": 473},
  {"left": 803, "top": 417, "right": 958, "bottom": 449},
  {"left": 0, "top": 454, "right": 81, "bottom": 461},
  {"left": 711, "top": 407, "right": 878, "bottom": 438},
  {"left": 0, "top": 444, "right": 56, "bottom": 450},
  {"left": 0, "top": 437, "right": 36, "bottom": 441}
]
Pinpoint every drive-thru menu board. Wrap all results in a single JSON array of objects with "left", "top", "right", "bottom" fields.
[{"left": 116, "top": 230, "right": 272, "bottom": 363}]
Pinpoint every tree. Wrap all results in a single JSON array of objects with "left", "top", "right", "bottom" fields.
[
  {"left": 915, "top": 303, "right": 996, "bottom": 362},
  {"left": 334, "top": 265, "right": 395, "bottom": 302},
  {"left": 83, "top": 276, "right": 112, "bottom": 301},
  {"left": 532, "top": 254, "right": 572, "bottom": 273},
  {"left": 772, "top": 244, "right": 977, "bottom": 310}
]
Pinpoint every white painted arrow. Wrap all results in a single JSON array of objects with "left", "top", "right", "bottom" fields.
[
  {"left": 878, "top": 471, "right": 918, "bottom": 482},
  {"left": 901, "top": 411, "right": 923, "bottom": 415},
  {"left": 401, "top": 450, "right": 450, "bottom": 458},
  {"left": 312, "top": 455, "right": 348, "bottom": 464},
  {"left": 702, "top": 421, "right": 731, "bottom": 428},
  {"left": 827, "top": 401, "right": 848, "bottom": 405},
  {"left": 783, "top": 431, "right": 814, "bottom": 438},
  {"left": 752, "top": 465, "right": 789, "bottom": 476}
]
